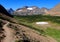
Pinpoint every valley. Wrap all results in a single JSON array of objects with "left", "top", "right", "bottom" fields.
[
  {"left": 14, "top": 15, "right": 60, "bottom": 42},
  {"left": 0, "top": 1, "right": 60, "bottom": 42}
]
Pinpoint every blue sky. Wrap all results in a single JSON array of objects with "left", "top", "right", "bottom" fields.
[{"left": 0, "top": 0, "right": 60, "bottom": 10}]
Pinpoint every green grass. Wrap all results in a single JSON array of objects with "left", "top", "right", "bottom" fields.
[
  {"left": 45, "top": 28, "right": 60, "bottom": 42},
  {"left": 14, "top": 15, "right": 60, "bottom": 24},
  {"left": 14, "top": 15, "right": 60, "bottom": 42}
]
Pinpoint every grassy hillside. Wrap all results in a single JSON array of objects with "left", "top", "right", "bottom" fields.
[
  {"left": 14, "top": 15, "right": 60, "bottom": 23},
  {"left": 14, "top": 15, "right": 60, "bottom": 42},
  {"left": 45, "top": 28, "right": 60, "bottom": 42}
]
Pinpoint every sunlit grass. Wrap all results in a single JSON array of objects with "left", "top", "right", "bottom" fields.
[
  {"left": 14, "top": 15, "right": 60, "bottom": 42},
  {"left": 45, "top": 28, "right": 60, "bottom": 42}
]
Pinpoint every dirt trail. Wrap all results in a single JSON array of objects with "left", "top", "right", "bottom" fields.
[
  {"left": 2, "top": 22, "right": 15, "bottom": 42},
  {"left": 2, "top": 22, "right": 57, "bottom": 42}
]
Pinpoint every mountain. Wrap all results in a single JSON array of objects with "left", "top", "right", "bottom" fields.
[
  {"left": 22, "top": 6, "right": 29, "bottom": 8},
  {"left": 0, "top": 4, "right": 18, "bottom": 23},
  {"left": 14, "top": 7, "right": 28, "bottom": 16},
  {"left": 14, "top": 6, "right": 49, "bottom": 16},
  {"left": 7, "top": 8, "right": 14, "bottom": 15},
  {"left": 0, "top": 4, "right": 13, "bottom": 17},
  {"left": 48, "top": 3, "right": 60, "bottom": 16},
  {"left": 14, "top": 3, "right": 60, "bottom": 16},
  {"left": 40, "top": 7, "right": 49, "bottom": 14},
  {"left": 16, "top": 8, "right": 21, "bottom": 11}
]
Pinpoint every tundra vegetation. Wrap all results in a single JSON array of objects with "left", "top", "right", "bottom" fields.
[{"left": 14, "top": 15, "right": 60, "bottom": 42}]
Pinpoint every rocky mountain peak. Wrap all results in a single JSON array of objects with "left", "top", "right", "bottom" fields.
[{"left": 7, "top": 8, "right": 14, "bottom": 14}]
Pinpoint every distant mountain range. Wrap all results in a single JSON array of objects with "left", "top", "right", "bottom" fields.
[
  {"left": 0, "top": 3, "right": 60, "bottom": 16},
  {"left": 14, "top": 6, "right": 49, "bottom": 16}
]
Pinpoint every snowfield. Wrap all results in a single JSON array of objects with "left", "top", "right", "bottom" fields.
[{"left": 36, "top": 22, "right": 48, "bottom": 25}]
